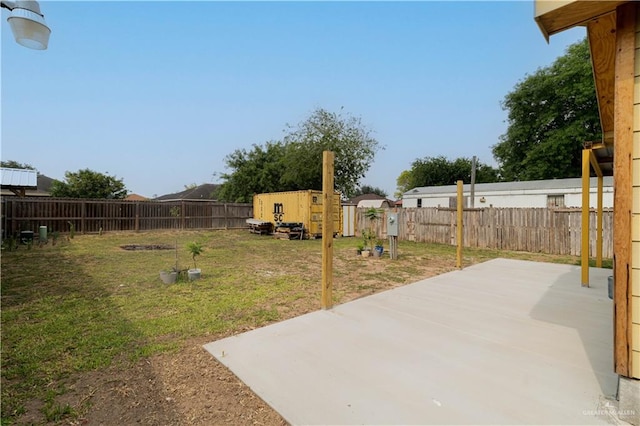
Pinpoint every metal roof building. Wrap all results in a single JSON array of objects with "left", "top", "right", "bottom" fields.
[
  {"left": 1, "top": 168, "right": 37, "bottom": 187},
  {"left": 0, "top": 168, "right": 38, "bottom": 197},
  {"left": 403, "top": 177, "right": 614, "bottom": 209}
]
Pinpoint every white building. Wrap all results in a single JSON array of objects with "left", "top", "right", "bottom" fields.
[{"left": 402, "top": 177, "right": 614, "bottom": 209}]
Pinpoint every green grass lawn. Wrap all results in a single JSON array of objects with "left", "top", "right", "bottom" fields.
[{"left": 0, "top": 230, "right": 608, "bottom": 424}]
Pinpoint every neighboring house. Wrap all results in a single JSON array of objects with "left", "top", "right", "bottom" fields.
[
  {"left": 403, "top": 177, "right": 614, "bottom": 209},
  {"left": 0, "top": 168, "right": 53, "bottom": 197},
  {"left": 124, "top": 193, "right": 148, "bottom": 201},
  {"left": 155, "top": 184, "right": 219, "bottom": 201}
]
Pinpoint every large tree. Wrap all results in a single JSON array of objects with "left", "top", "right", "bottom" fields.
[
  {"left": 492, "top": 38, "right": 601, "bottom": 181},
  {"left": 50, "top": 169, "right": 127, "bottom": 199},
  {"left": 280, "top": 108, "right": 381, "bottom": 197},
  {"left": 217, "top": 108, "right": 382, "bottom": 202},
  {"left": 399, "top": 156, "right": 500, "bottom": 191},
  {"left": 216, "top": 141, "right": 288, "bottom": 203}
]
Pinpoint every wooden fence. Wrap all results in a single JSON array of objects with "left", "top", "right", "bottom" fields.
[
  {"left": 1, "top": 198, "right": 253, "bottom": 235},
  {"left": 1, "top": 200, "right": 614, "bottom": 258},
  {"left": 356, "top": 207, "right": 614, "bottom": 258}
]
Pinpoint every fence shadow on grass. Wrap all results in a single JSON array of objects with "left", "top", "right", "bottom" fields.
[{"left": 0, "top": 242, "right": 179, "bottom": 424}]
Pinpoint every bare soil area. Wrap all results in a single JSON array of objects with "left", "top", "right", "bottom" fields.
[{"left": 57, "top": 336, "right": 287, "bottom": 426}]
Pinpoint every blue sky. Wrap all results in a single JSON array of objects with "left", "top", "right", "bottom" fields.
[{"left": 1, "top": 1, "right": 586, "bottom": 198}]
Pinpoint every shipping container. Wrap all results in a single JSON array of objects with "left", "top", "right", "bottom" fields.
[{"left": 252, "top": 190, "right": 342, "bottom": 238}]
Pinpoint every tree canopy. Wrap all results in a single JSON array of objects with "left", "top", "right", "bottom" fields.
[
  {"left": 1, "top": 160, "right": 35, "bottom": 170},
  {"left": 216, "top": 141, "right": 288, "bottom": 203},
  {"left": 492, "top": 38, "right": 601, "bottom": 181},
  {"left": 50, "top": 169, "right": 127, "bottom": 199},
  {"left": 216, "top": 108, "right": 382, "bottom": 202},
  {"left": 396, "top": 156, "right": 499, "bottom": 194},
  {"left": 394, "top": 170, "right": 412, "bottom": 199}
]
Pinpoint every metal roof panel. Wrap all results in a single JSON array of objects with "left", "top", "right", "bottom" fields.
[
  {"left": 404, "top": 177, "right": 614, "bottom": 196},
  {"left": 0, "top": 168, "right": 38, "bottom": 188}
]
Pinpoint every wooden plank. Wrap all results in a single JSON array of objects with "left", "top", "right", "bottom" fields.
[
  {"left": 321, "top": 151, "right": 335, "bottom": 309},
  {"left": 587, "top": 12, "right": 617, "bottom": 138},
  {"left": 613, "top": 2, "right": 636, "bottom": 378}
]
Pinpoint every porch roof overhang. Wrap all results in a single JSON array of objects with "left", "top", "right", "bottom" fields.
[
  {"left": 535, "top": 1, "right": 624, "bottom": 174},
  {"left": 534, "top": 1, "right": 625, "bottom": 41}
]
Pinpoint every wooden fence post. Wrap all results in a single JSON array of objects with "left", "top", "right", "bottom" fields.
[
  {"left": 135, "top": 202, "right": 140, "bottom": 232},
  {"left": 181, "top": 200, "right": 185, "bottom": 230},
  {"left": 81, "top": 201, "right": 86, "bottom": 234},
  {"left": 10, "top": 199, "right": 16, "bottom": 236}
]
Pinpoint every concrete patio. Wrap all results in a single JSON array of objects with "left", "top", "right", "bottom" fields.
[{"left": 204, "top": 258, "right": 620, "bottom": 425}]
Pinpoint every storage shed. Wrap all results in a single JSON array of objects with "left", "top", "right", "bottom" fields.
[
  {"left": 357, "top": 199, "right": 393, "bottom": 209},
  {"left": 403, "top": 177, "right": 614, "bottom": 209}
]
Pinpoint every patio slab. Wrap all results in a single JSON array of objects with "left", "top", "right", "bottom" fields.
[{"left": 204, "top": 258, "right": 619, "bottom": 425}]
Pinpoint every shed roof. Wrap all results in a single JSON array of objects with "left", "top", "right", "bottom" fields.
[
  {"left": 357, "top": 199, "right": 391, "bottom": 208},
  {"left": 405, "top": 177, "right": 614, "bottom": 197},
  {"left": 0, "top": 168, "right": 38, "bottom": 188}
]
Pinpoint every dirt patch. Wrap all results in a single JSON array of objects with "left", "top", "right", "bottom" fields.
[
  {"left": 120, "top": 244, "right": 175, "bottom": 251},
  {"left": 48, "top": 337, "right": 286, "bottom": 426}
]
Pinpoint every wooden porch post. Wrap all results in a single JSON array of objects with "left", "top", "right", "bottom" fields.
[
  {"left": 613, "top": 2, "right": 635, "bottom": 377},
  {"left": 456, "top": 180, "right": 463, "bottom": 269},
  {"left": 321, "top": 151, "right": 335, "bottom": 309},
  {"left": 581, "top": 149, "right": 591, "bottom": 287},
  {"left": 596, "top": 174, "right": 603, "bottom": 268}
]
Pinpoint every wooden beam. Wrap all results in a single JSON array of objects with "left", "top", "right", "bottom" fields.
[
  {"left": 589, "top": 149, "right": 604, "bottom": 178},
  {"left": 582, "top": 148, "right": 591, "bottom": 287},
  {"left": 603, "top": 131, "right": 614, "bottom": 143},
  {"left": 587, "top": 12, "right": 617, "bottom": 137},
  {"left": 321, "top": 151, "right": 335, "bottom": 309},
  {"left": 613, "top": 2, "right": 636, "bottom": 378},
  {"left": 9, "top": 188, "right": 26, "bottom": 197},
  {"left": 456, "top": 180, "right": 463, "bottom": 269},
  {"left": 536, "top": 1, "right": 625, "bottom": 40},
  {"left": 584, "top": 141, "right": 607, "bottom": 150},
  {"left": 597, "top": 175, "right": 603, "bottom": 267}
]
